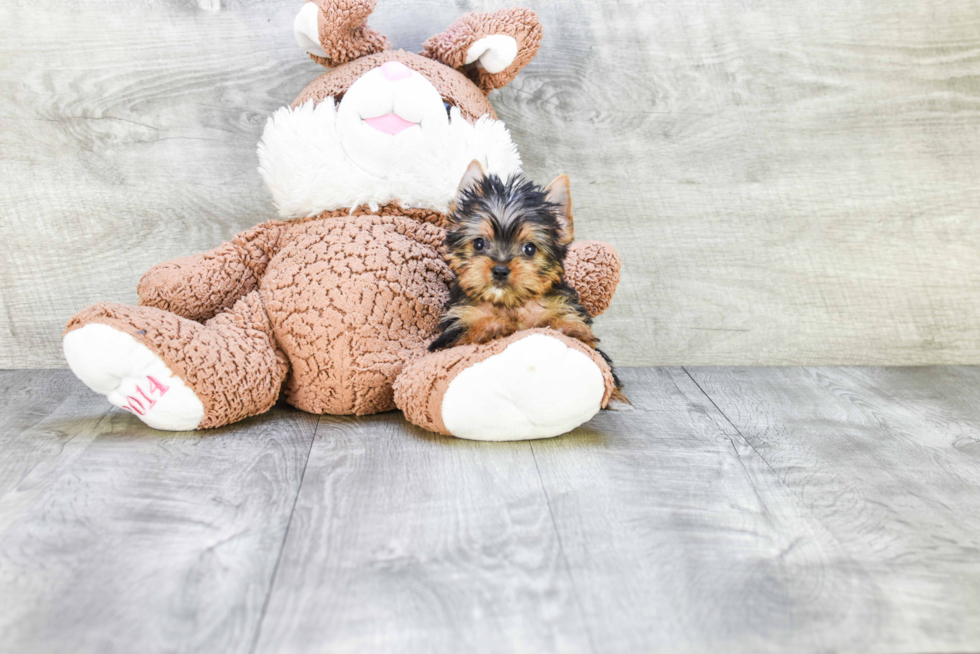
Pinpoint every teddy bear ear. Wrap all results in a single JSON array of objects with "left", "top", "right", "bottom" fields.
[
  {"left": 293, "top": 0, "right": 390, "bottom": 68},
  {"left": 420, "top": 8, "right": 543, "bottom": 94}
]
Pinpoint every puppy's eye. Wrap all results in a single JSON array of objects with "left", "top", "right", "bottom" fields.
[
  {"left": 443, "top": 101, "right": 452, "bottom": 118},
  {"left": 473, "top": 238, "right": 486, "bottom": 251},
  {"left": 522, "top": 243, "right": 537, "bottom": 256}
]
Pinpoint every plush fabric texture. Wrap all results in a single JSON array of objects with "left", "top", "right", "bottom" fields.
[
  {"left": 131, "top": 209, "right": 619, "bottom": 420},
  {"left": 259, "top": 213, "right": 449, "bottom": 415},
  {"left": 439, "top": 333, "right": 609, "bottom": 440},
  {"left": 463, "top": 35, "right": 519, "bottom": 74},
  {"left": 138, "top": 204, "right": 450, "bottom": 321},
  {"left": 258, "top": 99, "right": 521, "bottom": 217},
  {"left": 564, "top": 240, "right": 623, "bottom": 318},
  {"left": 64, "top": 323, "right": 206, "bottom": 431},
  {"left": 64, "top": 2, "right": 623, "bottom": 439},
  {"left": 136, "top": 241, "right": 262, "bottom": 323},
  {"left": 393, "top": 328, "right": 616, "bottom": 436},
  {"left": 304, "top": 0, "right": 390, "bottom": 68},
  {"left": 292, "top": 50, "right": 497, "bottom": 122},
  {"left": 66, "top": 293, "right": 288, "bottom": 429},
  {"left": 422, "top": 9, "right": 543, "bottom": 93}
]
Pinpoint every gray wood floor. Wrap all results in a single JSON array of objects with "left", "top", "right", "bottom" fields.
[{"left": 1, "top": 366, "right": 979, "bottom": 653}]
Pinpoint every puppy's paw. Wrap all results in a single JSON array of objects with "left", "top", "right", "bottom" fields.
[{"left": 605, "top": 397, "right": 634, "bottom": 412}]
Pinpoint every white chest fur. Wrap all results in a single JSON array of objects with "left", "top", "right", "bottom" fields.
[{"left": 257, "top": 99, "right": 523, "bottom": 219}]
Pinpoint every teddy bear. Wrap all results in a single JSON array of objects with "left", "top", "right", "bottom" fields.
[{"left": 62, "top": 0, "right": 622, "bottom": 441}]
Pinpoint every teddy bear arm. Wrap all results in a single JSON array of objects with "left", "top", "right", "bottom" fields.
[
  {"left": 136, "top": 242, "right": 260, "bottom": 322},
  {"left": 564, "top": 240, "right": 622, "bottom": 318},
  {"left": 137, "top": 221, "right": 287, "bottom": 322}
]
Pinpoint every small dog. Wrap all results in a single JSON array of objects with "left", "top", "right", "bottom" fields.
[{"left": 430, "top": 160, "right": 628, "bottom": 405}]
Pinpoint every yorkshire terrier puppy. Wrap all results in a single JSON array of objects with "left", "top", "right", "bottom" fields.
[{"left": 430, "top": 160, "right": 628, "bottom": 405}]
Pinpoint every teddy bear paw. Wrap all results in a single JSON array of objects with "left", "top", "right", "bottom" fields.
[
  {"left": 441, "top": 333, "right": 606, "bottom": 441},
  {"left": 63, "top": 323, "right": 204, "bottom": 431}
]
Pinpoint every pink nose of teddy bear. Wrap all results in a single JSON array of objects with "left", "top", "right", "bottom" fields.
[{"left": 379, "top": 61, "right": 413, "bottom": 81}]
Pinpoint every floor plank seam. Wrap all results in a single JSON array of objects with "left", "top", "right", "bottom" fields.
[
  {"left": 681, "top": 367, "right": 789, "bottom": 483},
  {"left": 247, "top": 414, "right": 321, "bottom": 654},
  {"left": 528, "top": 442, "right": 599, "bottom": 654},
  {"left": 7, "top": 369, "right": 980, "bottom": 649},
  {"left": 679, "top": 367, "right": 880, "bottom": 572},
  {"left": 21, "top": 391, "right": 86, "bottom": 440},
  {"left": 19, "top": 405, "right": 115, "bottom": 489},
  {"left": 0, "top": 406, "right": 117, "bottom": 537}
]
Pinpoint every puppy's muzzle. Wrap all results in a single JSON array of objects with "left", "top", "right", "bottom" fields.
[{"left": 491, "top": 265, "right": 510, "bottom": 281}]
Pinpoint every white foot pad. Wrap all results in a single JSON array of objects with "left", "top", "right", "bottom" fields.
[
  {"left": 441, "top": 333, "right": 606, "bottom": 441},
  {"left": 63, "top": 323, "right": 205, "bottom": 431}
]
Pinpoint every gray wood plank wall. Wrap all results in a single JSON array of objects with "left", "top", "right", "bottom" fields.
[{"left": 3, "top": 0, "right": 980, "bottom": 368}]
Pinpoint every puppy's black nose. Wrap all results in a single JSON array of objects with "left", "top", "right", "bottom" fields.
[{"left": 492, "top": 265, "right": 510, "bottom": 281}]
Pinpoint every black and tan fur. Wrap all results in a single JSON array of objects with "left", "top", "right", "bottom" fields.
[{"left": 430, "top": 161, "right": 627, "bottom": 402}]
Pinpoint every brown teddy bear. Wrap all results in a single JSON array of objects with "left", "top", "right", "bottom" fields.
[{"left": 63, "top": 0, "right": 622, "bottom": 441}]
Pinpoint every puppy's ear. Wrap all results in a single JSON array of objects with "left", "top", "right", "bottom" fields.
[
  {"left": 545, "top": 175, "right": 574, "bottom": 245},
  {"left": 449, "top": 160, "right": 486, "bottom": 222},
  {"left": 456, "top": 160, "right": 486, "bottom": 198},
  {"left": 421, "top": 9, "right": 543, "bottom": 94}
]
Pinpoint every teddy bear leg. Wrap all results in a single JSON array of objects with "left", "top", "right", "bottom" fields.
[
  {"left": 63, "top": 291, "right": 288, "bottom": 430},
  {"left": 393, "top": 328, "right": 616, "bottom": 441}
]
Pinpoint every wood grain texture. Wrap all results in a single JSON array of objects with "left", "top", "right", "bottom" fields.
[
  {"left": 252, "top": 413, "right": 592, "bottom": 654},
  {"left": 4, "top": 367, "right": 980, "bottom": 651},
  {"left": 0, "top": 370, "right": 113, "bottom": 536},
  {"left": 3, "top": 1, "right": 980, "bottom": 367},
  {"left": 529, "top": 367, "right": 882, "bottom": 653},
  {"left": 686, "top": 365, "right": 980, "bottom": 651},
  {"left": 502, "top": 0, "right": 980, "bottom": 366},
  {"left": 0, "top": 371, "right": 319, "bottom": 654}
]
